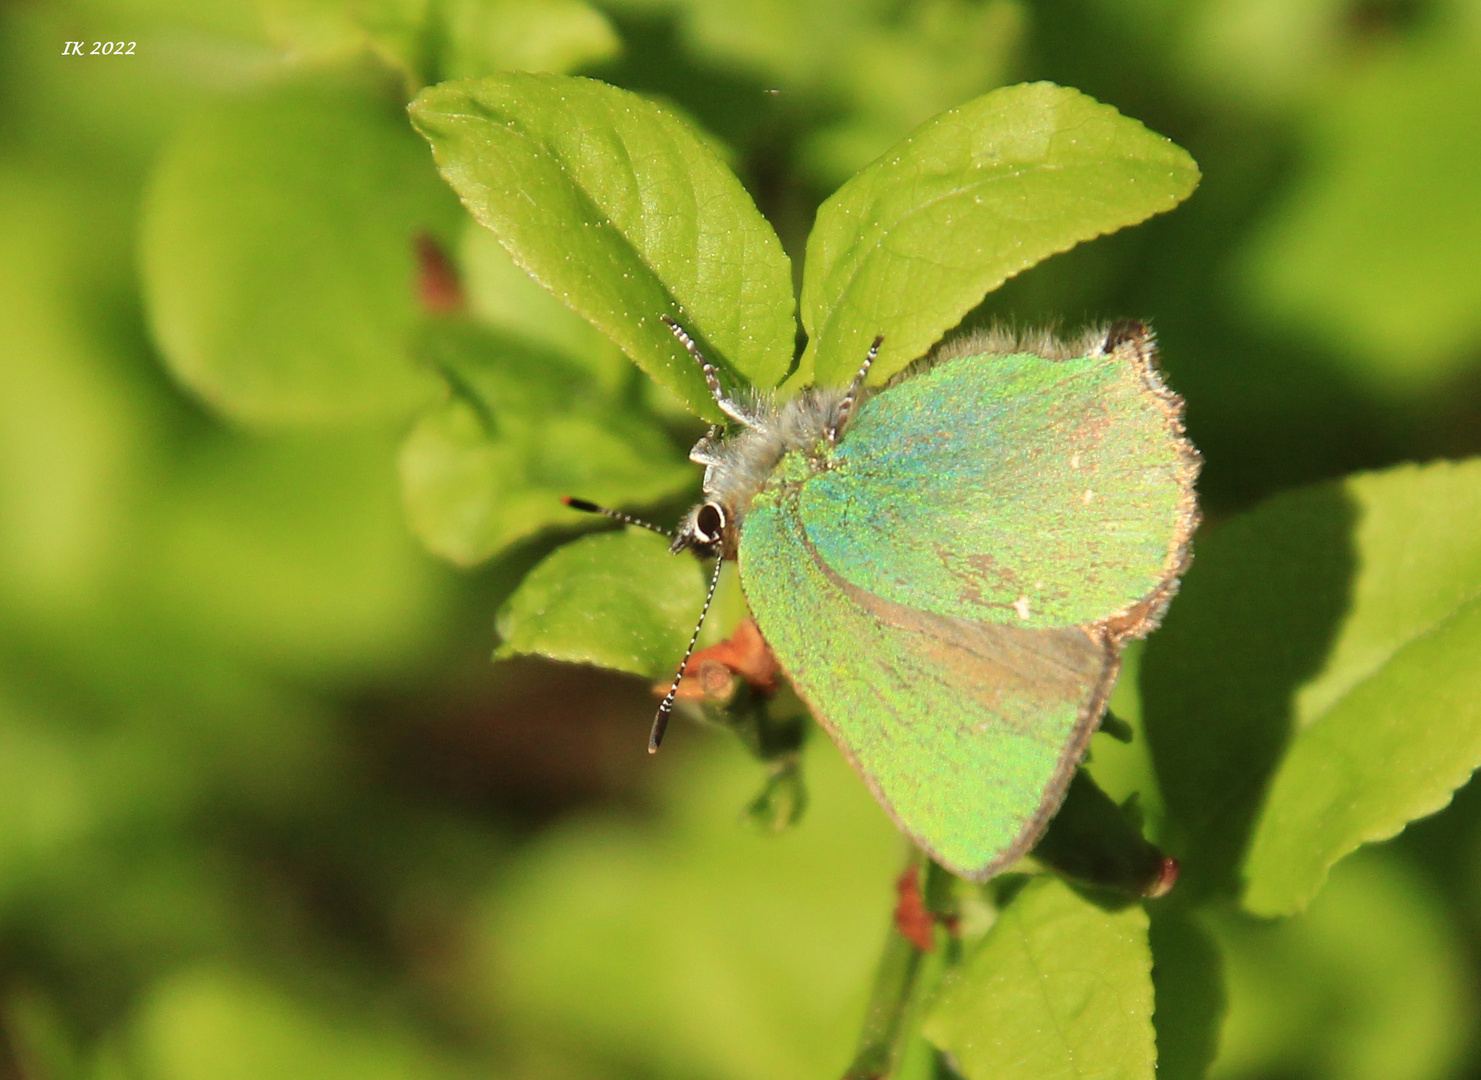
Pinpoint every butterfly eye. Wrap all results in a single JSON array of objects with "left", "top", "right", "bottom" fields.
[{"left": 696, "top": 502, "right": 726, "bottom": 543}]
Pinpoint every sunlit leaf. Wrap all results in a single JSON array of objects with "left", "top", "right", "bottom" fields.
[
  {"left": 1242, "top": 460, "right": 1481, "bottom": 914},
  {"left": 398, "top": 323, "right": 692, "bottom": 566},
  {"left": 495, "top": 529, "right": 706, "bottom": 680},
  {"left": 797, "top": 81, "right": 1199, "bottom": 387},
  {"left": 409, "top": 72, "right": 795, "bottom": 420},
  {"left": 921, "top": 875, "right": 1155, "bottom": 1080},
  {"left": 459, "top": 221, "right": 630, "bottom": 393}
]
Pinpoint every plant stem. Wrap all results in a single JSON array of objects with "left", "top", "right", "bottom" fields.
[{"left": 843, "top": 851, "right": 951, "bottom": 1080}]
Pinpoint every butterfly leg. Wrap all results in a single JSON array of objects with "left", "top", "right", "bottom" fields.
[
  {"left": 660, "top": 315, "right": 764, "bottom": 428},
  {"left": 826, "top": 334, "right": 884, "bottom": 443}
]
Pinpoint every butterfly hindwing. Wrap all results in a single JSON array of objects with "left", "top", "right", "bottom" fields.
[{"left": 739, "top": 482, "right": 1119, "bottom": 879}]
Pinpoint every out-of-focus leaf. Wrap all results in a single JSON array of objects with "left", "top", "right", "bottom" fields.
[
  {"left": 1210, "top": 851, "right": 1471, "bottom": 1080},
  {"left": 478, "top": 734, "right": 902, "bottom": 1080},
  {"left": 1142, "top": 459, "right": 1481, "bottom": 914},
  {"left": 0, "top": 166, "right": 154, "bottom": 626},
  {"left": 629, "top": 0, "right": 1024, "bottom": 183},
  {"left": 409, "top": 73, "right": 795, "bottom": 419},
  {"left": 1240, "top": 460, "right": 1481, "bottom": 914},
  {"left": 921, "top": 876, "right": 1155, "bottom": 1080},
  {"left": 130, "top": 967, "right": 462, "bottom": 1080},
  {"left": 459, "top": 221, "right": 630, "bottom": 393},
  {"left": 141, "top": 67, "right": 460, "bottom": 426},
  {"left": 1236, "top": 37, "right": 1481, "bottom": 392},
  {"left": 441, "top": 0, "right": 620, "bottom": 78},
  {"left": 797, "top": 82, "right": 1200, "bottom": 387},
  {"left": 398, "top": 323, "right": 692, "bottom": 565},
  {"left": 256, "top": 0, "right": 431, "bottom": 82},
  {"left": 495, "top": 529, "right": 705, "bottom": 680},
  {"left": 145, "top": 431, "right": 448, "bottom": 677}
]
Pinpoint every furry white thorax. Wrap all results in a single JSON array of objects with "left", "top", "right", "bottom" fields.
[{"left": 685, "top": 385, "right": 852, "bottom": 535}]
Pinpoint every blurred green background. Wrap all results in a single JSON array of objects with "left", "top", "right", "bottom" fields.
[{"left": 2, "top": 0, "right": 1480, "bottom": 1077}]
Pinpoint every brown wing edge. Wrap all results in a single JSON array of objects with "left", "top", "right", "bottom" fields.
[{"left": 1099, "top": 320, "right": 1203, "bottom": 645}]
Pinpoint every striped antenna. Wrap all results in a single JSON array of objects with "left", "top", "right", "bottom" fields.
[
  {"left": 827, "top": 334, "right": 883, "bottom": 444},
  {"left": 561, "top": 496, "right": 674, "bottom": 539},
  {"left": 650, "top": 553, "right": 725, "bottom": 752}
]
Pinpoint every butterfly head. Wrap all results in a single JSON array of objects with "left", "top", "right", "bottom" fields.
[{"left": 671, "top": 499, "right": 731, "bottom": 557}]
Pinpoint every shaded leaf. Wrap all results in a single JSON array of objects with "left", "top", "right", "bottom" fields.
[
  {"left": 1242, "top": 460, "right": 1481, "bottom": 914},
  {"left": 922, "top": 876, "right": 1155, "bottom": 1080},
  {"left": 1150, "top": 908, "right": 1225, "bottom": 1080},
  {"left": 409, "top": 73, "right": 795, "bottom": 420},
  {"left": 141, "top": 67, "right": 460, "bottom": 426},
  {"left": 398, "top": 323, "right": 692, "bottom": 565},
  {"left": 798, "top": 81, "right": 1199, "bottom": 387},
  {"left": 1142, "top": 458, "right": 1481, "bottom": 915},
  {"left": 495, "top": 529, "right": 705, "bottom": 680}
]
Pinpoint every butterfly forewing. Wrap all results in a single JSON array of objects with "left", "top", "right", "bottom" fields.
[{"left": 798, "top": 348, "right": 1192, "bottom": 628}]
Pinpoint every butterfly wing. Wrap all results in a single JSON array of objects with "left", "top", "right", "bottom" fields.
[
  {"left": 738, "top": 338, "right": 1195, "bottom": 877},
  {"left": 739, "top": 484, "right": 1118, "bottom": 879},
  {"left": 799, "top": 344, "right": 1197, "bottom": 629}
]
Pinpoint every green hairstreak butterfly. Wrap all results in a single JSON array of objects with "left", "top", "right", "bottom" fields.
[{"left": 571, "top": 319, "right": 1199, "bottom": 880}]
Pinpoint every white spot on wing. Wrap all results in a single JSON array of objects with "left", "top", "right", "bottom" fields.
[
  {"left": 1013, "top": 595, "right": 1032, "bottom": 620},
  {"left": 1082, "top": 489, "right": 1094, "bottom": 505}
]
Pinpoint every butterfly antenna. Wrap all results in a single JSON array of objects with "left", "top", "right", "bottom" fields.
[
  {"left": 561, "top": 496, "right": 674, "bottom": 539},
  {"left": 660, "top": 315, "right": 726, "bottom": 403},
  {"left": 827, "top": 334, "right": 884, "bottom": 443},
  {"left": 660, "top": 315, "right": 760, "bottom": 427},
  {"left": 650, "top": 552, "right": 725, "bottom": 753}
]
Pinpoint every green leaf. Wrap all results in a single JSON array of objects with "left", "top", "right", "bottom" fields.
[
  {"left": 638, "top": 0, "right": 1025, "bottom": 183},
  {"left": 494, "top": 529, "right": 705, "bottom": 680},
  {"left": 1210, "top": 851, "right": 1471, "bottom": 1080},
  {"left": 145, "top": 430, "right": 447, "bottom": 677},
  {"left": 1236, "top": 39, "right": 1481, "bottom": 392},
  {"left": 797, "top": 81, "right": 1200, "bottom": 387},
  {"left": 398, "top": 323, "right": 692, "bottom": 565},
  {"left": 458, "top": 220, "right": 630, "bottom": 394},
  {"left": 408, "top": 73, "right": 795, "bottom": 419},
  {"left": 141, "top": 66, "right": 461, "bottom": 426},
  {"left": 477, "top": 735, "right": 903, "bottom": 1080},
  {"left": 1242, "top": 460, "right": 1481, "bottom": 915},
  {"left": 1149, "top": 908, "right": 1225, "bottom": 1080},
  {"left": 921, "top": 876, "right": 1155, "bottom": 1080},
  {"left": 440, "top": 0, "right": 620, "bottom": 79},
  {"left": 1142, "top": 458, "right": 1481, "bottom": 914},
  {"left": 132, "top": 967, "right": 462, "bottom": 1080}
]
